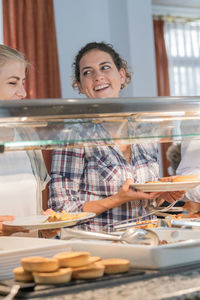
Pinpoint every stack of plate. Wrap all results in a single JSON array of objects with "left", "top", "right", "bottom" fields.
[{"left": 0, "top": 237, "right": 71, "bottom": 280}]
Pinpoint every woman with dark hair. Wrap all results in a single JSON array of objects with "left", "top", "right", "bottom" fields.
[{"left": 49, "top": 42, "right": 184, "bottom": 232}]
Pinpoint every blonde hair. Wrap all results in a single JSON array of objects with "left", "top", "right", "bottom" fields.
[{"left": 0, "top": 44, "right": 28, "bottom": 69}]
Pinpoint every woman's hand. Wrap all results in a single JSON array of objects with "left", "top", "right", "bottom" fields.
[
  {"left": 115, "top": 179, "right": 162, "bottom": 205},
  {"left": 157, "top": 190, "right": 185, "bottom": 204},
  {"left": 84, "top": 179, "right": 163, "bottom": 215},
  {"left": 40, "top": 209, "right": 61, "bottom": 238},
  {"left": 183, "top": 201, "right": 200, "bottom": 214},
  {"left": 0, "top": 215, "right": 28, "bottom": 236}
]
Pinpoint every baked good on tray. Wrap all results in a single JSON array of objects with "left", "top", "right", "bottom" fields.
[
  {"left": 13, "top": 252, "right": 131, "bottom": 284},
  {"left": 21, "top": 256, "right": 59, "bottom": 272},
  {"left": 53, "top": 251, "right": 91, "bottom": 267},
  {"left": 33, "top": 268, "right": 72, "bottom": 284},
  {"left": 13, "top": 266, "right": 33, "bottom": 282},
  {"left": 72, "top": 262, "right": 105, "bottom": 279},
  {"left": 101, "top": 258, "right": 131, "bottom": 274}
]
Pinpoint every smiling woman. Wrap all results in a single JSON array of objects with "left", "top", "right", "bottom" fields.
[
  {"left": 0, "top": 61, "right": 26, "bottom": 100},
  {"left": 49, "top": 42, "right": 185, "bottom": 233},
  {"left": 0, "top": 44, "right": 51, "bottom": 237},
  {"left": 0, "top": 45, "right": 27, "bottom": 100},
  {"left": 72, "top": 41, "right": 131, "bottom": 97}
]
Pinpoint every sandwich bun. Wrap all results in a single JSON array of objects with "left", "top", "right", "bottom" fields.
[
  {"left": 173, "top": 174, "right": 199, "bottom": 182},
  {"left": 33, "top": 268, "right": 72, "bottom": 284},
  {"left": 21, "top": 256, "right": 59, "bottom": 272},
  {"left": 101, "top": 258, "right": 131, "bottom": 274},
  {"left": 13, "top": 266, "right": 33, "bottom": 282},
  {"left": 87, "top": 256, "right": 101, "bottom": 265},
  {"left": 72, "top": 262, "right": 105, "bottom": 279},
  {"left": 54, "top": 251, "right": 91, "bottom": 267},
  {"left": 147, "top": 174, "right": 198, "bottom": 184}
]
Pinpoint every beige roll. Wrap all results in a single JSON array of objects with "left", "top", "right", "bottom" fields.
[
  {"left": 21, "top": 256, "right": 59, "bottom": 272},
  {"left": 54, "top": 251, "right": 91, "bottom": 267},
  {"left": 72, "top": 262, "right": 105, "bottom": 279},
  {"left": 13, "top": 266, "right": 33, "bottom": 282},
  {"left": 101, "top": 258, "right": 130, "bottom": 274},
  {"left": 33, "top": 268, "right": 72, "bottom": 284},
  {"left": 173, "top": 174, "right": 198, "bottom": 182}
]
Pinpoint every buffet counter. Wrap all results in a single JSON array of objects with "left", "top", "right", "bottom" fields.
[
  {"left": 1, "top": 233, "right": 200, "bottom": 300},
  {"left": 37, "top": 268, "right": 200, "bottom": 300},
  {"left": 1, "top": 97, "right": 200, "bottom": 299},
  {"left": 1, "top": 263, "right": 200, "bottom": 299}
]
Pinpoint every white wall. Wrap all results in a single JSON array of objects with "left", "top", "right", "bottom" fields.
[
  {"left": 127, "top": 0, "right": 157, "bottom": 96},
  {"left": 53, "top": 0, "right": 157, "bottom": 98}
]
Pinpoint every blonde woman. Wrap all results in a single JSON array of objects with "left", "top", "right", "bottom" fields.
[{"left": 0, "top": 44, "right": 56, "bottom": 237}]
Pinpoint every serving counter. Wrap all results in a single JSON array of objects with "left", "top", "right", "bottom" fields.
[
  {"left": 1, "top": 96, "right": 200, "bottom": 299},
  {"left": 1, "top": 263, "right": 200, "bottom": 299}
]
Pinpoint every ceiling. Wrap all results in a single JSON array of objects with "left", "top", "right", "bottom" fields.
[{"left": 152, "top": 0, "right": 200, "bottom": 9}]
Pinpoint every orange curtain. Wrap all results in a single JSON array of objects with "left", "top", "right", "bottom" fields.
[
  {"left": 154, "top": 19, "right": 171, "bottom": 177},
  {"left": 2, "top": 0, "right": 62, "bottom": 209}
]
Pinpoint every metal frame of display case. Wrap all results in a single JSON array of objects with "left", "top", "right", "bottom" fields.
[
  {"left": 0, "top": 96, "right": 200, "bottom": 119},
  {"left": 0, "top": 96, "right": 200, "bottom": 152}
]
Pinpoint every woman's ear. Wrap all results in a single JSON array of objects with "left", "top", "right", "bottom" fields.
[
  {"left": 76, "top": 81, "right": 85, "bottom": 95},
  {"left": 119, "top": 68, "right": 126, "bottom": 85}
]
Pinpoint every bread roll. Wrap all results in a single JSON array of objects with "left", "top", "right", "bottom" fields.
[
  {"left": 54, "top": 251, "right": 91, "bottom": 267},
  {"left": 147, "top": 174, "right": 198, "bottom": 184},
  {"left": 13, "top": 266, "right": 33, "bottom": 282},
  {"left": 173, "top": 174, "right": 198, "bottom": 182},
  {"left": 72, "top": 262, "right": 105, "bottom": 279},
  {"left": 101, "top": 258, "right": 130, "bottom": 274},
  {"left": 33, "top": 268, "right": 72, "bottom": 284},
  {"left": 21, "top": 256, "right": 59, "bottom": 272},
  {"left": 87, "top": 256, "right": 101, "bottom": 265}
]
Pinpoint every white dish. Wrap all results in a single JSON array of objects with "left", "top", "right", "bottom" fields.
[
  {"left": 132, "top": 181, "right": 200, "bottom": 192},
  {"left": 2, "top": 228, "right": 200, "bottom": 280},
  {"left": 0, "top": 237, "right": 71, "bottom": 280},
  {"left": 65, "top": 228, "right": 200, "bottom": 270},
  {"left": 3, "top": 212, "right": 96, "bottom": 230}
]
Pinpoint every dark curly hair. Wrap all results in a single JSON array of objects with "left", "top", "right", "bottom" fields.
[{"left": 72, "top": 42, "right": 132, "bottom": 90}]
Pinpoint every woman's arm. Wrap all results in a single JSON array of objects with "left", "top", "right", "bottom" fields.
[{"left": 83, "top": 179, "right": 161, "bottom": 215}]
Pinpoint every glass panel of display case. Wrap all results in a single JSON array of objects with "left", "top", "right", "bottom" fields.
[{"left": 0, "top": 97, "right": 200, "bottom": 151}]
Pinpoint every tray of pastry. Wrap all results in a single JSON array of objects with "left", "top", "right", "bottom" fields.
[{"left": 0, "top": 237, "right": 71, "bottom": 281}]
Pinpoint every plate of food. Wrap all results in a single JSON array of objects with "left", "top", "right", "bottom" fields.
[
  {"left": 2, "top": 211, "right": 96, "bottom": 230},
  {"left": 113, "top": 219, "right": 159, "bottom": 231},
  {"left": 131, "top": 175, "right": 200, "bottom": 192},
  {"left": 132, "top": 181, "right": 200, "bottom": 192}
]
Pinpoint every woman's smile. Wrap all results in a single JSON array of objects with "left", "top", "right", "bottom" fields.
[{"left": 77, "top": 49, "right": 126, "bottom": 98}]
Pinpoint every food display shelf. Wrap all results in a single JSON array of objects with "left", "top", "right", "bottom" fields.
[{"left": 0, "top": 96, "right": 200, "bottom": 151}]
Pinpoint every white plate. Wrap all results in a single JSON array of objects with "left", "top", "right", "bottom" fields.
[
  {"left": 3, "top": 212, "right": 96, "bottom": 230},
  {"left": 132, "top": 181, "right": 200, "bottom": 192}
]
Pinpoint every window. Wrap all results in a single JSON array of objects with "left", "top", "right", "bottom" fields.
[{"left": 164, "top": 20, "right": 200, "bottom": 96}]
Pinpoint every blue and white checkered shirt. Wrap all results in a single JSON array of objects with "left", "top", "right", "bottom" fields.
[{"left": 49, "top": 121, "right": 159, "bottom": 232}]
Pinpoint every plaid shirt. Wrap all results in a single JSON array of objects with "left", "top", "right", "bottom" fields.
[{"left": 49, "top": 121, "right": 159, "bottom": 232}]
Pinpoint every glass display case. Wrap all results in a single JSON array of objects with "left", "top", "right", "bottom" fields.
[{"left": 0, "top": 96, "right": 200, "bottom": 152}]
